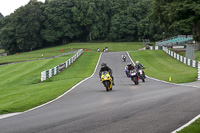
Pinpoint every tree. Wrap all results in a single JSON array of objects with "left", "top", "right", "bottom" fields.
[
  {"left": 151, "top": 0, "right": 200, "bottom": 41},
  {"left": 0, "top": 13, "right": 3, "bottom": 19},
  {"left": 0, "top": 16, "right": 18, "bottom": 54},
  {"left": 72, "top": 0, "right": 96, "bottom": 41},
  {"left": 0, "top": 0, "right": 46, "bottom": 53},
  {"left": 12, "top": 0, "right": 46, "bottom": 52},
  {"left": 42, "top": 0, "right": 82, "bottom": 44}
]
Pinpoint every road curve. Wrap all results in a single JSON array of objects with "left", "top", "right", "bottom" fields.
[{"left": 0, "top": 52, "right": 200, "bottom": 133}]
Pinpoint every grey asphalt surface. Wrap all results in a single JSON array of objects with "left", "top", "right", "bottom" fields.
[{"left": 0, "top": 52, "right": 200, "bottom": 133}]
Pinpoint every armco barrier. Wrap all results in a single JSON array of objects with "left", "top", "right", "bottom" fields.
[
  {"left": 41, "top": 49, "right": 83, "bottom": 81},
  {"left": 149, "top": 46, "right": 200, "bottom": 80}
]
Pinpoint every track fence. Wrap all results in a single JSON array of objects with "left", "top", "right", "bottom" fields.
[
  {"left": 149, "top": 46, "right": 200, "bottom": 80},
  {"left": 41, "top": 49, "right": 83, "bottom": 82}
]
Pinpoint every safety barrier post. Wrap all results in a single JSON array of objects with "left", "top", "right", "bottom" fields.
[{"left": 41, "top": 71, "right": 46, "bottom": 82}]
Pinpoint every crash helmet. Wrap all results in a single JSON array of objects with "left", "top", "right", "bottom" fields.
[
  {"left": 127, "top": 62, "right": 132, "bottom": 66},
  {"left": 136, "top": 61, "right": 139, "bottom": 65},
  {"left": 101, "top": 62, "right": 107, "bottom": 67}
]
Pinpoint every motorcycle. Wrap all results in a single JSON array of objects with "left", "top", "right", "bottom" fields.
[
  {"left": 122, "top": 55, "right": 126, "bottom": 62},
  {"left": 105, "top": 47, "right": 108, "bottom": 53},
  {"left": 101, "top": 71, "right": 113, "bottom": 91},
  {"left": 138, "top": 69, "right": 146, "bottom": 82},
  {"left": 129, "top": 69, "right": 139, "bottom": 85}
]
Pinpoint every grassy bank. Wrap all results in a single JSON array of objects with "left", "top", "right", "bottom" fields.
[
  {"left": 129, "top": 50, "right": 198, "bottom": 83},
  {"left": 0, "top": 42, "right": 145, "bottom": 64},
  {"left": 0, "top": 49, "right": 4, "bottom": 52},
  {"left": 0, "top": 52, "right": 100, "bottom": 114}
]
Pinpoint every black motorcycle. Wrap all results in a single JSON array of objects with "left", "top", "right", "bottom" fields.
[
  {"left": 129, "top": 69, "right": 139, "bottom": 85},
  {"left": 122, "top": 55, "right": 126, "bottom": 62},
  {"left": 138, "top": 69, "right": 146, "bottom": 82}
]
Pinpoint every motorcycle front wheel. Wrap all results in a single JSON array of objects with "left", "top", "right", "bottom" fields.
[
  {"left": 140, "top": 75, "right": 145, "bottom": 82},
  {"left": 132, "top": 76, "right": 139, "bottom": 85},
  {"left": 104, "top": 81, "right": 110, "bottom": 91}
]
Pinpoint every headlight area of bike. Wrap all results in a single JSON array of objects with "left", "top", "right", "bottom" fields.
[
  {"left": 130, "top": 70, "right": 137, "bottom": 76},
  {"left": 131, "top": 72, "right": 136, "bottom": 76},
  {"left": 102, "top": 75, "right": 110, "bottom": 80}
]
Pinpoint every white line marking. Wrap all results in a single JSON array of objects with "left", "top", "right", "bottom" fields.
[
  {"left": 0, "top": 113, "right": 21, "bottom": 119},
  {"left": 171, "top": 114, "right": 200, "bottom": 133},
  {"left": 0, "top": 53, "right": 102, "bottom": 120}
]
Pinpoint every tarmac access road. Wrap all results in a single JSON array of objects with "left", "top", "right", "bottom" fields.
[{"left": 0, "top": 52, "right": 200, "bottom": 133}]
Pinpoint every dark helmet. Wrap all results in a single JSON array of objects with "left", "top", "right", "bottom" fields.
[
  {"left": 101, "top": 62, "right": 107, "bottom": 67},
  {"left": 127, "top": 62, "right": 132, "bottom": 66}
]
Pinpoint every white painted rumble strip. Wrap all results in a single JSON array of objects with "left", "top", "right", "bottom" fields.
[{"left": 0, "top": 52, "right": 102, "bottom": 120}]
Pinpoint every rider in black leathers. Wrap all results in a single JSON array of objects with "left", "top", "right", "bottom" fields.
[
  {"left": 99, "top": 62, "right": 115, "bottom": 85},
  {"left": 135, "top": 61, "right": 145, "bottom": 70},
  {"left": 127, "top": 62, "right": 135, "bottom": 71},
  {"left": 135, "top": 61, "right": 146, "bottom": 78}
]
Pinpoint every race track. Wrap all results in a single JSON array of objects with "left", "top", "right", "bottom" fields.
[{"left": 1, "top": 52, "right": 200, "bottom": 133}]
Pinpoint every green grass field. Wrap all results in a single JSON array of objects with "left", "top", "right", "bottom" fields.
[
  {"left": 0, "top": 42, "right": 144, "bottom": 64},
  {"left": 129, "top": 50, "right": 198, "bottom": 83},
  {"left": 0, "top": 51, "right": 100, "bottom": 114},
  {"left": 0, "top": 49, "right": 4, "bottom": 52}
]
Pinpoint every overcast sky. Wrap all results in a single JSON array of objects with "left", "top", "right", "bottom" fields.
[{"left": 0, "top": 0, "right": 45, "bottom": 16}]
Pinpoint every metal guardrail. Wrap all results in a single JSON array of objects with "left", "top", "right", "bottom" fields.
[
  {"left": 41, "top": 49, "right": 83, "bottom": 82},
  {"left": 149, "top": 46, "right": 200, "bottom": 80}
]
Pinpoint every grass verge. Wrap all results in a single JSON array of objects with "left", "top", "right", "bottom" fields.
[
  {"left": 129, "top": 50, "right": 197, "bottom": 83},
  {"left": 177, "top": 118, "right": 200, "bottom": 133},
  {"left": 0, "top": 52, "right": 100, "bottom": 114}
]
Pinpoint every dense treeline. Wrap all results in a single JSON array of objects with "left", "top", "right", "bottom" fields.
[
  {"left": 151, "top": 0, "right": 200, "bottom": 41},
  {"left": 0, "top": 0, "right": 199, "bottom": 54},
  {"left": 0, "top": 13, "right": 3, "bottom": 19},
  {"left": 0, "top": 0, "right": 160, "bottom": 54}
]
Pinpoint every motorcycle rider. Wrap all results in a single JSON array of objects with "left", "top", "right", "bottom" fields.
[
  {"left": 135, "top": 61, "right": 145, "bottom": 70},
  {"left": 127, "top": 62, "right": 135, "bottom": 71},
  {"left": 122, "top": 55, "right": 126, "bottom": 62},
  {"left": 99, "top": 62, "right": 115, "bottom": 85},
  {"left": 125, "top": 62, "right": 135, "bottom": 77},
  {"left": 135, "top": 61, "right": 146, "bottom": 78}
]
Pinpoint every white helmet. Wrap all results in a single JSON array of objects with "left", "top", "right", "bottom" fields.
[{"left": 136, "top": 61, "right": 139, "bottom": 64}]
